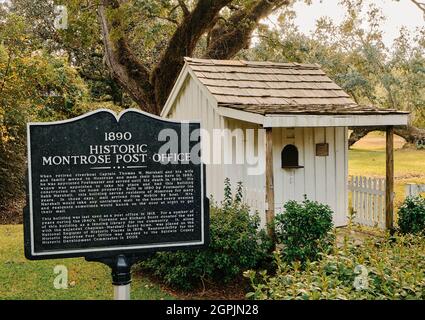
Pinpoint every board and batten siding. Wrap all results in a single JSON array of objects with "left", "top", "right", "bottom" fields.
[
  {"left": 272, "top": 127, "right": 348, "bottom": 226},
  {"left": 223, "top": 118, "right": 266, "bottom": 224},
  {"left": 166, "top": 75, "right": 348, "bottom": 227},
  {"left": 220, "top": 125, "right": 348, "bottom": 227},
  {"left": 166, "top": 75, "right": 226, "bottom": 203}
]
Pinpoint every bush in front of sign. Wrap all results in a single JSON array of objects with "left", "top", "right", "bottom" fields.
[
  {"left": 274, "top": 197, "right": 335, "bottom": 266},
  {"left": 398, "top": 195, "right": 425, "bottom": 235},
  {"left": 139, "top": 180, "right": 273, "bottom": 291},
  {"left": 245, "top": 233, "right": 425, "bottom": 300}
]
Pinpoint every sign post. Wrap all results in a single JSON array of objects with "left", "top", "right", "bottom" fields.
[
  {"left": 111, "top": 256, "right": 131, "bottom": 300},
  {"left": 114, "top": 285, "right": 130, "bottom": 301},
  {"left": 85, "top": 254, "right": 143, "bottom": 300},
  {"left": 24, "top": 109, "right": 209, "bottom": 300}
]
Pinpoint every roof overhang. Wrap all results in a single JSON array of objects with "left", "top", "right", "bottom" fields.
[{"left": 217, "top": 107, "right": 410, "bottom": 127}]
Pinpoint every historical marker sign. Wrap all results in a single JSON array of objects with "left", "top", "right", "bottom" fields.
[{"left": 24, "top": 109, "right": 208, "bottom": 260}]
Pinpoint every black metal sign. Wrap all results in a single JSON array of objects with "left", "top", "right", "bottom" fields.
[{"left": 24, "top": 109, "right": 208, "bottom": 260}]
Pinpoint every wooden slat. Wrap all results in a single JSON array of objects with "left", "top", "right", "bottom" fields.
[
  {"left": 206, "top": 86, "right": 350, "bottom": 98},
  {"left": 189, "top": 64, "right": 326, "bottom": 75},
  {"left": 335, "top": 127, "right": 346, "bottom": 225},
  {"left": 185, "top": 57, "right": 245, "bottom": 66},
  {"left": 371, "top": 178, "right": 376, "bottom": 226},
  {"left": 198, "top": 78, "right": 343, "bottom": 90},
  {"left": 187, "top": 58, "right": 320, "bottom": 68},
  {"left": 354, "top": 176, "right": 359, "bottom": 220},
  {"left": 284, "top": 128, "right": 296, "bottom": 202},
  {"left": 405, "top": 183, "right": 425, "bottom": 197},
  {"left": 303, "top": 127, "right": 315, "bottom": 200},
  {"left": 214, "top": 95, "right": 355, "bottom": 106},
  {"left": 294, "top": 128, "right": 305, "bottom": 201},
  {"left": 326, "top": 127, "right": 336, "bottom": 214},
  {"left": 367, "top": 177, "right": 372, "bottom": 225},
  {"left": 359, "top": 177, "right": 364, "bottom": 224},
  {"left": 378, "top": 179, "right": 383, "bottom": 227},
  {"left": 273, "top": 128, "right": 283, "bottom": 209},
  {"left": 265, "top": 128, "right": 275, "bottom": 240},
  {"left": 193, "top": 71, "right": 333, "bottom": 83},
  {"left": 291, "top": 97, "right": 354, "bottom": 105},
  {"left": 386, "top": 126, "right": 394, "bottom": 231},
  {"left": 348, "top": 175, "right": 388, "bottom": 229},
  {"left": 314, "top": 128, "right": 326, "bottom": 204}
]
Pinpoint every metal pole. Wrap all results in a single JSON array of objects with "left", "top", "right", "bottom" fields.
[
  {"left": 85, "top": 254, "right": 140, "bottom": 301},
  {"left": 114, "top": 283, "right": 131, "bottom": 300},
  {"left": 111, "top": 255, "right": 132, "bottom": 301}
]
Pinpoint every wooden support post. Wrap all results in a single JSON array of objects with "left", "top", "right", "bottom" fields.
[
  {"left": 265, "top": 127, "right": 275, "bottom": 240},
  {"left": 385, "top": 126, "right": 394, "bottom": 232}
]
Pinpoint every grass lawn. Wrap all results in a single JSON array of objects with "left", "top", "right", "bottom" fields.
[
  {"left": 0, "top": 225, "right": 175, "bottom": 300},
  {"left": 349, "top": 132, "right": 425, "bottom": 210}
]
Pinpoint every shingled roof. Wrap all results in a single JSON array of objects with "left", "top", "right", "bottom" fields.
[{"left": 184, "top": 57, "right": 407, "bottom": 115}]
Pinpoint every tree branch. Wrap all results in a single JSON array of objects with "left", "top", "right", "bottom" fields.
[
  {"left": 348, "top": 125, "right": 425, "bottom": 148},
  {"left": 148, "top": 14, "right": 179, "bottom": 25},
  {"left": 204, "top": 0, "right": 291, "bottom": 59},
  {"left": 150, "top": 0, "right": 233, "bottom": 110},
  {"left": 410, "top": 0, "right": 425, "bottom": 16},
  {"left": 98, "top": 0, "right": 157, "bottom": 113},
  {"left": 178, "top": 0, "right": 190, "bottom": 17}
]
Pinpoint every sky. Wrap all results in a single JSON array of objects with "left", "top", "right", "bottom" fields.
[{"left": 273, "top": 0, "right": 424, "bottom": 47}]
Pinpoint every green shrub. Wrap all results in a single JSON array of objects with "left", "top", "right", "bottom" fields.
[
  {"left": 398, "top": 196, "right": 425, "bottom": 235},
  {"left": 245, "top": 234, "right": 425, "bottom": 300},
  {"left": 139, "top": 179, "right": 272, "bottom": 291},
  {"left": 274, "top": 197, "right": 334, "bottom": 265},
  {"left": 0, "top": 29, "right": 89, "bottom": 207}
]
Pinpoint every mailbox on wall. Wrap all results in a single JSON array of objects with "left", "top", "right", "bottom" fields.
[
  {"left": 281, "top": 144, "right": 304, "bottom": 169},
  {"left": 316, "top": 143, "right": 329, "bottom": 157}
]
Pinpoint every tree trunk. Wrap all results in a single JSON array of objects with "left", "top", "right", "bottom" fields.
[
  {"left": 98, "top": 1, "right": 158, "bottom": 114},
  {"left": 348, "top": 125, "right": 425, "bottom": 149},
  {"left": 204, "top": 0, "right": 290, "bottom": 59},
  {"left": 98, "top": 0, "right": 289, "bottom": 115},
  {"left": 150, "top": 0, "right": 233, "bottom": 110}
]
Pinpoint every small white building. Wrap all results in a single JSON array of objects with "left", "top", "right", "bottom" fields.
[{"left": 161, "top": 58, "right": 409, "bottom": 229}]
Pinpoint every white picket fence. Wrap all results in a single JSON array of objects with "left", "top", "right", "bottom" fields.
[
  {"left": 405, "top": 183, "right": 425, "bottom": 197},
  {"left": 348, "top": 176, "right": 386, "bottom": 229}
]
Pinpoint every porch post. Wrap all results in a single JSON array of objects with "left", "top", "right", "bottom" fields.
[
  {"left": 385, "top": 126, "right": 394, "bottom": 232},
  {"left": 265, "top": 127, "right": 275, "bottom": 240}
]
